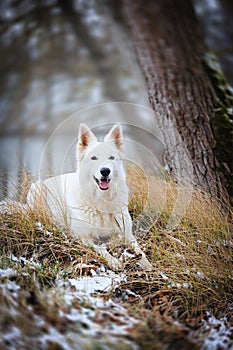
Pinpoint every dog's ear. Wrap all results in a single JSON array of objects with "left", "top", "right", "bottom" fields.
[
  {"left": 104, "top": 123, "right": 123, "bottom": 151},
  {"left": 78, "top": 124, "right": 96, "bottom": 153}
]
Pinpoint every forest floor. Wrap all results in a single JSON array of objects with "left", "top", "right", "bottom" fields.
[{"left": 0, "top": 174, "right": 232, "bottom": 350}]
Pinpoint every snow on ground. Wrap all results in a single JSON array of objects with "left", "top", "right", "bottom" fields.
[
  {"left": 0, "top": 256, "right": 233, "bottom": 349},
  {"left": 68, "top": 267, "right": 126, "bottom": 294},
  {"left": 0, "top": 260, "right": 140, "bottom": 350},
  {"left": 37, "top": 285, "right": 140, "bottom": 350},
  {"left": 200, "top": 313, "right": 233, "bottom": 350},
  {"left": 1, "top": 188, "right": 232, "bottom": 349}
]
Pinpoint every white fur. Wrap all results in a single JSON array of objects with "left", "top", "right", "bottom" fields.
[{"left": 27, "top": 124, "right": 152, "bottom": 270}]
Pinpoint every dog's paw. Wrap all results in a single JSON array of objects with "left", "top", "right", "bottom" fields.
[
  {"left": 137, "top": 257, "right": 153, "bottom": 271},
  {"left": 108, "top": 257, "right": 123, "bottom": 271}
]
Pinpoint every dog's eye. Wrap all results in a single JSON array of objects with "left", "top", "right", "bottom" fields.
[
  {"left": 109, "top": 156, "right": 115, "bottom": 160},
  {"left": 91, "top": 156, "right": 98, "bottom": 160}
]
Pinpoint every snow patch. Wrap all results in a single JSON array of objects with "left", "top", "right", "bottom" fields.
[
  {"left": 200, "top": 313, "right": 233, "bottom": 350},
  {"left": 69, "top": 268, "right": 126, "bottom": 294}
]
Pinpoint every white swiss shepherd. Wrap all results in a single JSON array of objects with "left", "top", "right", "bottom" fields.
[{"left": 27, "top": 123, "right": 152, "bottom": 270}]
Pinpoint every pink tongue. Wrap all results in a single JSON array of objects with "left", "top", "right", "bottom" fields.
[{"left": 99, "top": 180, "right": 109, "bottom": 190}]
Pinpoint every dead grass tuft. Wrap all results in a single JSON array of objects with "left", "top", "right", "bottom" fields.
[{"left": 124, "top": 166, "right": 233, "bottom": 323}]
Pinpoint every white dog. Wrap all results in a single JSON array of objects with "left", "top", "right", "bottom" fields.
[{"left": 27, "top": 123, "right": 152, "bottom": 270}]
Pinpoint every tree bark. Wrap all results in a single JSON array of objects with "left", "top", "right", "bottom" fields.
[{"left": 122, "top": 0, "right": 229, "bottom": 203}]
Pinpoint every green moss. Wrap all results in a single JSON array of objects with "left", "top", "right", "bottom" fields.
[{"left": 203, "top": 52, "right": 233, "bottom": 198}]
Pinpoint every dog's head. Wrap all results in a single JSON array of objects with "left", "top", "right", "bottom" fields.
[{"left": 77, "top": 123, "right": 125, "bottom": 192}]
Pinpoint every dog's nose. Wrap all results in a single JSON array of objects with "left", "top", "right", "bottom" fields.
[{"left": 100, "top": 167, "right": 111, "bottom": 177}]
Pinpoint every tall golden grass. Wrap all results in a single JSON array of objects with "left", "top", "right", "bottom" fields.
[{"left": 125, "top": 165, "right": 232, "bottom": 320}]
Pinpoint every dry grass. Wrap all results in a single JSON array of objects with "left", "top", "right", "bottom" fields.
[
  {"left": 0, "top": 167, "right": 232, "bottom": 328},
  {"left": 124, "top": 166, "right": 233, "bottom": 323},
  {"left": 0, "top": 175, "right": 104, "bottom": 289}
]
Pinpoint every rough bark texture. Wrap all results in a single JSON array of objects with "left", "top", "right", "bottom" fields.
[{"left": 123, "top": 0, "right": 228, "bottom": 203}]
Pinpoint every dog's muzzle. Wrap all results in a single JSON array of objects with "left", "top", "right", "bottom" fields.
[{"left": 93, "top": 167, "right": 112, "bottom": 191}]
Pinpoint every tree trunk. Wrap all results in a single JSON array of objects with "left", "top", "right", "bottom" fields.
[{"left": 122, "top": 0, "right": 229, "bottom": 204}]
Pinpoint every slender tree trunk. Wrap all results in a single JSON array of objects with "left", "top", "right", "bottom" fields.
[{"left": 122, "top": 0, "right": 229, "bottom": 203}]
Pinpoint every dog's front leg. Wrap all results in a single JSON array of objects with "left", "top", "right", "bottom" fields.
[
  {"left": 93, "top": 244, "right": 123, "bottom": 271},
  {"left": 78, "top": 235, "right": 122, "bottom": 271},
  {"left": 78, "top": 234, "right": 122, "bottom": 271},
  {"left": 123, "top": 213, "right": 153, "bottom": 271}
]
